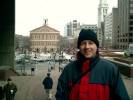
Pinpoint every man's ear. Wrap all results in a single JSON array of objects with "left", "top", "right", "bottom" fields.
[{"left": 97, "top": 48, "right": 99, "bottom": 51}]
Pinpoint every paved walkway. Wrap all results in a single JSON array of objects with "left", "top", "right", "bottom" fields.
[
  {"left": 1, "top": 66, "right": 133, "bottom": 100},
  {"left": 12, "top": 67, "right": 60, "bottom": 100}
]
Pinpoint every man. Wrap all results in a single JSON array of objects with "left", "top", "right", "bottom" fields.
[
  {"left": 3, "top": 78, "right": 17, "bottom": 100},
  {"left": 42, "top": 73, "right": 53, "bottom": 100},
  {"left": 31, "top": 67, "right": 35, "bottom": 76},
  {"left": 55, "top": 29, "right": 130, "bottom": 100}
]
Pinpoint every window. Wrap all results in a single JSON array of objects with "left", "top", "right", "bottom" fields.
[
  {"left": 130, "top": 9, "right": 133, "bottom": 13},
  {"left": 130, "top": 27, "right": 133, "bottom": 30},
  {"left": 129, "top": 38, "right": 133, "bottom": 42},
  {"left": 129, "top": 33, "right": 133, "bottom": 36},
  {"left": 129, "top": 21, "right": 133, "bottom": 25},
  {"left": 130, "top": 3, "right": 133, "bottom": 7},
  {"left": 130, "top": 15, "right": 133, "bottom": 19},
  {"left": 130, "top": 1, "right": 133, "bottom": 3},
  {"left": 130, "top": 21, "right": 133, "bottom": 25},
  {"left": 130, "top": 7, "right": 133, "bottom": 9}
]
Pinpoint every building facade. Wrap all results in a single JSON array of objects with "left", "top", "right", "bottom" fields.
[
  {"left": 117, "top": 0, "right": 133, "bottom": 49},
  {"left": 74, "top": 24, "right": 98, "bottom": 38},
  {"left": 30, "top": 23, "right": 60, "bottom": 53},
  {"left": 81, "top": 24, "right": 98, "bottom": 33},
  {"left": 112, "top": 8, "right": 119, "bottom": 49},
  {"left": 15, "top": 35, "right": 30, "bottom": 49},
  {"left": 97, "top": 0, "right": 108, "bottom": 47},
  {"left": 65, "top": 20, "right": 80, "bottom": 37},
  {"left": 104, "top": 13, "right": 113, "bottom": 48},
  {"left": 66, "top": 22, "right": 73, "bottom": 37}
]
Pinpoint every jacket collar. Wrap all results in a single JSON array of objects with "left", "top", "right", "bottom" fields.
[{"left": 76, "top": 51, "right": 100, "bottom": 70}]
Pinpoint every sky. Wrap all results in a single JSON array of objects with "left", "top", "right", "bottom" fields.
[{"left": 15, "top": 0, "right": 118, "bottom": 36}]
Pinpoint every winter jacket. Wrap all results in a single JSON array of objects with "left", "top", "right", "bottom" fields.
[
  {"left": 3, "top": 83, "right": 17, "bottom": 100},
  {"left": 43, "top": 76, "right": 53, "bottom": 89},
  {"left": 55, "top": 55, "right": 130, "bottom": 100}
]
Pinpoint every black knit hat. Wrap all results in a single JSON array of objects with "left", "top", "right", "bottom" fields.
[{"left": 77, "top": 29, "right": 99, "bottom": 48}]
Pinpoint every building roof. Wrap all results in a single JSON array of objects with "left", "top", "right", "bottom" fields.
[{"left": 30, "top": 25, "right": 60, "bottom": 33}]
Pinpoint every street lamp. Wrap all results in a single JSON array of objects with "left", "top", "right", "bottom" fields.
[
  {"left": 23, "top": 50, "right": 26, "bottom": 74},
  {"left": 58, "top": 52, "right": 64, "bottom": 72},
  {"left": 21, "top": 50, "right": 26, "bottom": 75},
  {"left": 34, "top": 53, "right": 37, "bottom": 71},
  {"left": 53, "top": 52, "right": 56, "bottom": 69}
]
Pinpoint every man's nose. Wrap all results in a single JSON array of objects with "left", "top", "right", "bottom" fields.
[{"left": 85, "top": 43, "right": 91, "bottom": 48}]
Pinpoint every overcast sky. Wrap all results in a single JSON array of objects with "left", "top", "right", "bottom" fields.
[{"left": 15, "top": 0, "right": 118, "bottom": 36}]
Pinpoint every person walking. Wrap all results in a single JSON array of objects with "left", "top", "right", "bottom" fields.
[
  {"left": 43, "top": 73, "right": 53, "bottom": 100},
  {"left": 3, "top": 78, "right": 17, "bottom": 100},
  {"left": 55, "top": 29, "right": 130, "bottom": 100},
  {"left": 31, "top": 67, "right": 35, "bottom": 76}
]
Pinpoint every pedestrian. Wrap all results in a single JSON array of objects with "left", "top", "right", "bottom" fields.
[
  {"left": 48, "top": 56, "right": 53, "bottom": 70},
  {"left": 42, "top": 73, "right": 53, "bottom": 100},
  {"left": 31, "top": 67, "right": 35, "bottom": 75},
  {"left": 0, "top": 86, "right": 4, "bottom": 100},
  {"left": 3, "top": 78, "right": 17, "bottom": 100},
  {"left": 55, "top": 29, "right": 130, "bottom": 100},
  {"left": 48, "top": 66, "right": 51, "bottom": 72}
]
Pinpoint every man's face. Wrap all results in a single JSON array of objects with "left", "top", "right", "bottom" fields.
[{"left": 79, "top": 40, "right": 97, "bottom": 58}]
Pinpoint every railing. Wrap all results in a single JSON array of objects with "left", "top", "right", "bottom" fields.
[{"left": 104, "top": 58, "right": 133, "bottom": 78}]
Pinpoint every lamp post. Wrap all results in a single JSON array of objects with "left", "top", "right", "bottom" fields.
[
  {"left": 59, "top": 55, "right": 61, "bottom": 72},
  {"left": 21, "top": 50, "right": 26, "bottom": 75},
  {"left": 23, "top": 50, "right": 26, "bottom": 74},
  {"left": 58, "top": 51, "right": 64, "bottom": 72},
  {"left": 34, "top": 53, "right": 37, "bottom": 71},
  {"left": 53, "top": 52, "right": 56, "bottom": 69}
]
